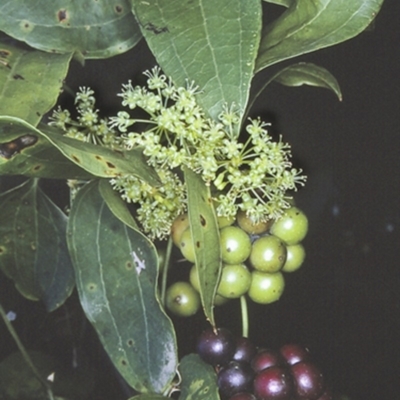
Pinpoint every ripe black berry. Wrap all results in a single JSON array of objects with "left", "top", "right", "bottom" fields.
[
  {"left": 218, "top": 361, "right": 255, "bottom": 399},
  {"left": 251, "top": 348, "right": 282, "bottom": 373},
  {"left": 290, "top": 361, "right": 325, "bottom": 399},
  {"left": 228, "top": 392, "right": 257, "bottom": 400},
  {"left": 197, "top": 328, "right": 235, "bottom": 366},
  {"left": 232, "top": 337, "right": 257, "bottom": 364},
  {"left": 253, "top": 366, "right": 293, "bottom": 400},
  {"left": 279, "top": 343, "right": 310, "bottom": 366}
]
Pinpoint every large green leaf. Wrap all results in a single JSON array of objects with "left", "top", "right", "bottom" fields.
[
  {"left": 0, "top": 116, "right": 160, "bottom": 184},
  {"left": 0, "top": 178, "right": 75, "bottom": 311},
  {"left": 0, "top": 40, "right": 72, "bottom": 126},
  {"left": 0, "top": 0, "right": 142, "bottom": 59},
  {"left": 132, "top": 0, "right": 262, "bottom": 126},
  {"left": 179, "top": 354, "right": 220, "bottom": 400},
  {"left": 67, "top": 180, "right": 177, "bottom": 394},
  {"left": 184, "top": 168, "right": 221, "bottom": 328},
  {"left": 0, "top": 117, "right": 93, "bottom": 178},
  {"left": 256, "top": 0, "right": 384, "bottom": 72}
]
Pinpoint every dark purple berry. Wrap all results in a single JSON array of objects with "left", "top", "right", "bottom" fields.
[
  {"left": 197, "top": 328, "right": 235, "bottom": 366},
  {"left": 290, "top": 361, "right": 325, "bottom": 400},
  {"left": 253, "top": 366, "right": 293, "bottom": 400},
  {"left": 251, "top": 348, "right": 283, "bottom": 373},
  {"left": 218, "top": 361, "right": 255, "bottom": 399},
  {"left": 279, "top": 343, "right": 310, "bottom": 366},
  {"left": 228, "top": 393, "right": 257, "bottom": 400},
  {"left": 233, "top": 337, "right": 257, "bottom": 364}
]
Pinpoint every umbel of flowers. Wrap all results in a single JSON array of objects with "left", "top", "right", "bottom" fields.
[{"left": 49, "top": 67, "right": 306, "bottom": 239}]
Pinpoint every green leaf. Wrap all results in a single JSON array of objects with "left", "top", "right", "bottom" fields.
[
  {"left": 0, "top": 351, "right": 56, "bottom": 400},
  {"left": 184, "top": 168, "right": 221, "bottom": 328},
  {"left": 132, "top": 0, "right": 262, "bottom": 125},
  {"left": 263, "top": 0, "right": 293, "bottom": 7},
  {"left": 0, "top": 117, "right": 93, "bottom": 179},
  {"left": 0, "top": 116, "right": 160, "bottom": 184},
  {"left": 98, "top": 178, "right": 139, "bottom": 231},
  {"left": 67, "top": 180, "right": 177, "bottom": 394},
  {"left": 0, "top": 178, "right": 75, "bottom": 311},
  {"left": 0, "top": 41, "right": 72, "bottom": 126},
  {"left": 272, "top": 62, "right": 342, "bottom": 100},
  {"left": 256, "top": 0, "right": 384, "bottom": 72},
  {"left": 179, "top": 354, "right": 220, "bottom": 400},
  {"left": 0, "top": 1, "right": 142, "bottom": 59}
]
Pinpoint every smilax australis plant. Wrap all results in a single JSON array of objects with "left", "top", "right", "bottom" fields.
[{"left": 0, "top": 1, "right": 384, "bottom": 399}]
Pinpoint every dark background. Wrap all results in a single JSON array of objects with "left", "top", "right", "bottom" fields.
[{"left": 1, "top": 1, "right": 399, "bottom": 399}]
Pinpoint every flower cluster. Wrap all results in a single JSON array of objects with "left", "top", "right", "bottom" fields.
[
  {"left": 49, "top": 87, "right": 115, "bottom": 146},
  {"left": 49, "top": 67, "right": 306, "bottom": 239}
]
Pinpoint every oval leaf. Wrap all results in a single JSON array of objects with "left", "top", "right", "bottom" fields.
[
  {"left": 0, "top": 0, "right": 142, "bottom": 59},
  {"left": 0, "top": 178, "right": 75, "bottom": 311},
  {"left": 132, "top": 0, "right": 262, "bottom": 125},
  {"left": 67, "top": 180, "right": 177, "bottom": 393},
  {"left": 179, "top": 354, "right": 220, "bottom": 400},
  {"left": 256, "top": 0, "right": 384, "bottom": 71},
  {"left": 0, "top": 116, "right": 160, "bottom": 184},
  {"left": 184, "top": 168, "right": 221, "bottom": 328},
  {"left": 272, "top": 62, "right": 342, "bottom": 100},
  {"left": 0, "top": 118, "right": 93, "bottom": 179},
  {"left": 99, "top": 178, "right": 139, "bottom": 231},
  {"left": 0, "top": 40, "right": 72, "bottom": 126}
]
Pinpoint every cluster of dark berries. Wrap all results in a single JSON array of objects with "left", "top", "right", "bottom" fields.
[
  {"left": 166, "top": 206, "right": 308, "bottom": 316},
  {"left": 196, "top": 328, "right": 331, "bottom": 400}
]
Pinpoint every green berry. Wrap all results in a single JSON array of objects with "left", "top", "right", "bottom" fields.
[
  {"left": 217, "top": 263, "right": 252, "bottom": 299},
  {"left": 217, "top": 215, "right": 236, "bottom": 229},
  {"left": 166, "top": 281, "right": 200, "bottom": 317},
  {"left": 248, "top": 271, "right": 285, "bottom": 304},
  {"left": 179, "top": 228, "right": 196, "bottom": 263},
  {"left": 270, "top": 207, "right": 308, "bottom": 245},
  {"left": 189, "top": 265, "right": 230, "bottom": 306},
  {"left": 249, "top": 235, "right": 287, "bottom": 272},
  {"left": 282, "top": 243, "right": 306, "bottom": 273},
  {"left": 236, "top": 210, "right": 273, "bottom": 235},
  {"left": 171, "top": 213, "right": 190, "bottom": 246},
  {"left": 220, "top": 226, "right": 252, "bottom": 264}
]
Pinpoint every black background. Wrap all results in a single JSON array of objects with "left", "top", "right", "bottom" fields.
[{"left": 1, "top": 1, "right": 399, "bottom": 399}]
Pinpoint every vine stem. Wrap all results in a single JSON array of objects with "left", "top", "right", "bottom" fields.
[
  {"left": 240, "top": 295, "right": 249, "bottom": 338},
  {"left": 160, "top": 235, "right": 173, "bottom": 307},
  {"left": 0, "top": 301, "right": 55, "bottom": 400}
]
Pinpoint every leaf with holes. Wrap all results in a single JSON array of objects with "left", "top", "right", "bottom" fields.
[
  {"left": 272, "top": 62, "right": 342, "bottom": 100},
  {"left": 184, "top": 168, "right": 221, "bottom": 328},
  {"left": 0, "top": 178, "right": 75, "bottom": 311},
  {"left": 0, "top": 0, "right": 141, "bottom": 59},
  {"left": 0, "top": 117, "right": 160, "bottom": 184},
  {"left": 0, "top": 40, "right": 72, "bottom": 126},
  {"left": 0, "top": 117, "right": 93, "bottom": 178},
  {"left": 132, "top": 0, "right": 261, "bottom": 127},
  {"left": 179, "top": 354, "right": 220, "bottom": 400},
  {"left": 256, "top": 0, "right": 384, "bottom": 71},
  {"left": 67, "top": 180, "right": 177, "bottom": 393}
]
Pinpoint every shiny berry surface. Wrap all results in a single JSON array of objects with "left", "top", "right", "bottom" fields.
[
  {"left": 218, "top": 361, "right": 255, "bottom": 399},
  {"left": 232, "top": 337, "right": 257, "bottom": 364},
  {"left": 251, "top": 348, "right": 283, "bottom": 373},
  {"left": 196, "top": 328, "right": 235, "bottom": 366},
  {"left": 253, "top": 366, "right": 293, "bottom": 400},
  {"left": 220, "top": 226, "right": 252, "bottom": 264},
  {"left": 280, "top": 343, "right": 310, "bottom": 366},
  {"left": 290, "top": 361, "right": 325, "bottom": 399}
]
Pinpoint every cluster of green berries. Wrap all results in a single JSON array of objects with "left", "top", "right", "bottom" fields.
[
  {"left": 166, "top": 206, "right": 308, "bottom": 317},
  {"left": 49, "top": 67, "right": 306, "bottom": 240}
]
